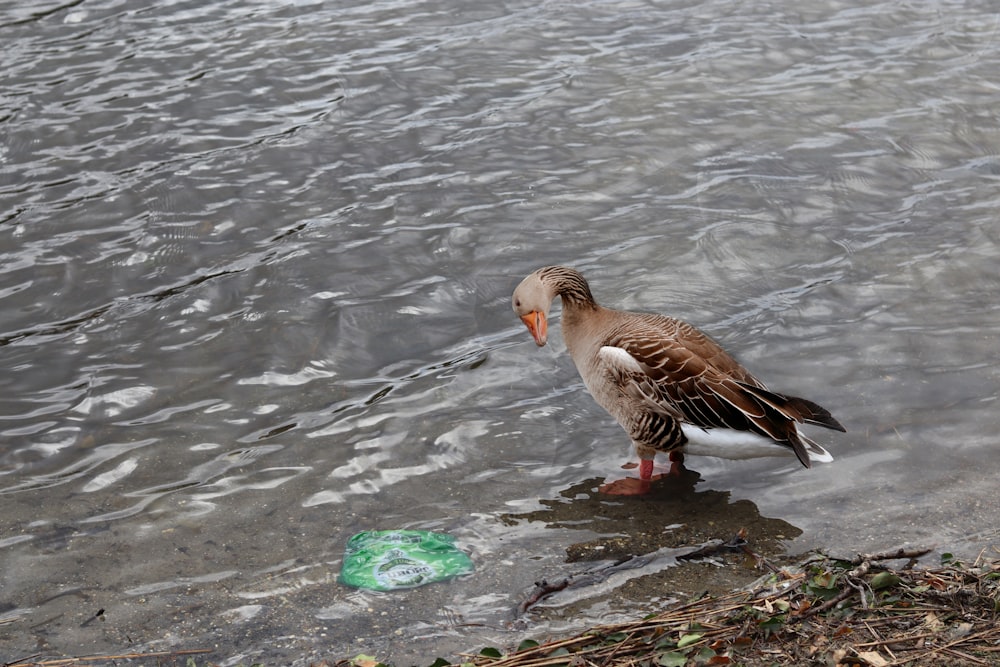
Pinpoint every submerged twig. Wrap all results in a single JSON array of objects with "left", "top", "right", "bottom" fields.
[{"left": 517, "top": 530, "right": 757, "bottom": 615}]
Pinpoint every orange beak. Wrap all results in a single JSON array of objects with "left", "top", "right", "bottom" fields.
[{"left": 520, "top": 311, "right": 547, "bottom": 346}]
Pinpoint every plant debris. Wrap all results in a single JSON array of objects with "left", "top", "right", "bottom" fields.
[
  {"left": 3, "top": 648, "right": 214, "bottom": 667},
  {"left": 428, "top": 547, "right": 1000, "bottom": 667}
]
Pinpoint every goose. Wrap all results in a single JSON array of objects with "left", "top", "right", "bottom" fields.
[{"left": 512, "top": 266, "right": 845, "bottom": 494}]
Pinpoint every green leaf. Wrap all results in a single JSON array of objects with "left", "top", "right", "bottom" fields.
[
  {"left": 428, "top": 659, "right": 451, "bottom": 667},
  {"left": 479, "top": 647, "right": 503, "bottom": 659},
  {"left": 657, "top": 651, "right": 689, "bottom": 667},
  {"left": 805, "top": 572, "right": 841, "bottom": 600},
  {"left": 516, "top": 639, "right": 540, "bottom": 652},
  {"left": 941, "top": 552, "right": 955, "bottom": 565},
  {"left": 605, "top": 631, "right": 629, "bottom": 643},
  {"left": 692, "top": 646, "right": 717, "bottom": 664},
  {"left": 758, "top": 614, "right": 786, "bottom": 634},
  {"left": 677, "top": 632, "right": 703, "bottom": 648},
  {"left": 871, "top": 571, "right": 901, "bottom": 591}
]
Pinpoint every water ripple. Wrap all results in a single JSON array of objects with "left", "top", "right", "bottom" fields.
[{"left": 2, "top": 0, "right": 1000, "bottom": 663}]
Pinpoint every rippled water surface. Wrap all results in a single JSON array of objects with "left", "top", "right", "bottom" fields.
[{"left": 3, "top": 0, "right": 1000, "bottom": 664}]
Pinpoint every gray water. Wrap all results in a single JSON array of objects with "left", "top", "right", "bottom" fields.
[{"left": 3, "top": 0, "right": 1000, "bottom": 664}]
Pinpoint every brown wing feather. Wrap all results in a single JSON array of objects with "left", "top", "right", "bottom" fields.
[
  {"left": 605, "top": 313, "right": 838, "bottom": 467},
  {"left": 735, "top": 382, "right": 846, "bottom": 432}
]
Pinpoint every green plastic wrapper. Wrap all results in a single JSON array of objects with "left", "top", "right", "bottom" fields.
[{"left": 339, "top": 530, "right": 474, "bottom": 591}]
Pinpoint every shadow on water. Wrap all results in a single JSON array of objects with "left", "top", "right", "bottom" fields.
[{"left": 499, "top": 464, "right": 802, "bottom": 620}]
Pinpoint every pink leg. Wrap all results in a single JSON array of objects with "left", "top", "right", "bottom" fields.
[{"left": 639, "top": 458, "right": 654, "bottom": 481}]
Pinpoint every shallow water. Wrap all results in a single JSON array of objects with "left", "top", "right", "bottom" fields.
[{"left": 2, "top": 0, "right": 1000, "bottom": 664}]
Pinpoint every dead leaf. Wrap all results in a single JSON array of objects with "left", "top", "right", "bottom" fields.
[
  {"left": 949, "top": 621, "right": 974, "bottom": 639},
  {"left": 922, "top": 611, "right": 944, "bottom": 632},
  {"left": 856, "top": 650, "right": 890, "bottom": 667}
]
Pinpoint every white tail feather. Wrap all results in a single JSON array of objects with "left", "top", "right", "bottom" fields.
[{"left": 679, "top": 424, "right": 833, "bottom": 463}]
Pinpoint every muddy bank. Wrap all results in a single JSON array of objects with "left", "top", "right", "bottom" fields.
[{"left": 339, "top": 549, "right": 1000, "bottom": 667}]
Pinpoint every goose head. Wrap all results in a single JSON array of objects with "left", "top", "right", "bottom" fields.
[{"left": 511, "top": 271, "right": 555, "bottom": 346}]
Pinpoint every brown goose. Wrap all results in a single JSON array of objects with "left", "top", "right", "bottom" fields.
[{"left": 512, "top": 266, "right": 845, "bottom": 494}]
